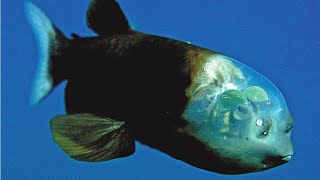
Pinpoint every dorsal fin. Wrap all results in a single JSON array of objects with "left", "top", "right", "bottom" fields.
[{"left": 86, "top": 0, "right": 131, "bottom": 37}]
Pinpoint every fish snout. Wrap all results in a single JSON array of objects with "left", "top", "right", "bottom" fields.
[
  {"left": 262, "top": 154, "right": 293, "bottom": 167},
  {"left": 281, "top": 155, "right": 292, "bottom": 161}
]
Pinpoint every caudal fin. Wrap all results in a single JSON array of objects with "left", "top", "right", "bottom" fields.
[{"left": 25, "top": 2, "right": 67, "bottom": 106}]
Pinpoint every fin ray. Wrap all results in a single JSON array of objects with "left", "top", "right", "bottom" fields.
[{"left": 50, "top": 113, "right": 135, "bottom": 162}]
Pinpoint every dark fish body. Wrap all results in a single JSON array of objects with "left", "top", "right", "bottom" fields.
[
  {"left": 63, "top": 32, "right": 193, "bottom": 118},
  {"left": 55, "top": 32, "right": 227, "bottom": 171},
  {"left": 27, "top": 0, "right": 294, "bottom": 174}
]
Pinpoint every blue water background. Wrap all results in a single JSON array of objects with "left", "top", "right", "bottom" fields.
[{"left": 2, "top": 0, "right": 320, "bottom": 179}]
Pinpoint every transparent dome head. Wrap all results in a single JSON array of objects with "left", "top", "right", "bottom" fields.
[{"left": 182, "top": 54, "right": 293, "bottom": 172}]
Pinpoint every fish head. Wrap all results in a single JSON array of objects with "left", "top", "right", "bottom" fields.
[{"left": 182, "top": 54, "right": 294, "bottom": 174}]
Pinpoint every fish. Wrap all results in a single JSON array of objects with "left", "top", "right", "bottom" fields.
[{"left": 26, "top": 0, "right": 294, "bottom": 174}]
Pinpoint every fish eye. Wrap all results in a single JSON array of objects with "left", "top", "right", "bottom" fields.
[
  {"left": 256, "top": 118, "right": 263, "bottom": 126},
  {"left": 232, "top": 103, "right": 252, "bottom": 121},
  {"left": 215, "top": 90, "right": 247, "bottom": 112},
  {"left": 261, "top": 131, "right": 269, "bottom": 136},
  {"left": 256, "top": 118, "right": 272, "bottom": 138},
  {"left": 243, "top": 86, "right": 269, "bottom": 103},
  {"left": 285, "top": 124, "right": 293, "bottom": 134}
]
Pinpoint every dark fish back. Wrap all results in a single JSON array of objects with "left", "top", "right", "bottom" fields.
[{"left": 64, "top": 33, "right": 192, "bottom": 125}]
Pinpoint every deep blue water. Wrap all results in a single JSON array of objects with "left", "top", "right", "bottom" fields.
[{"left": 2, "top": 0, "right": 320, "bottom": 179}]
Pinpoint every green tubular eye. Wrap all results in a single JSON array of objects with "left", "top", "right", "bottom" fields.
[
  {"left": 217, "top": 90, "right": 247, "bottom": 112},
  {"left": 232, "top": 104, "right": 252, "bottom": 120},
  {"left": 243, "top": 86, "right": 268, "bottom": 103}
]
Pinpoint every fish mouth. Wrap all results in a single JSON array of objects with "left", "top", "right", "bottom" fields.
[
  {"left": 281, "top": 155, "right": 292, "bottom": 161},
  {"left": 262, "top": 154, "right": 293, "bottom": 168}
]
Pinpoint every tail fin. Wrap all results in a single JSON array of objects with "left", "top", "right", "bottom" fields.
[{"left": 25, "top": 2, "right": 67, "bottom": 106}]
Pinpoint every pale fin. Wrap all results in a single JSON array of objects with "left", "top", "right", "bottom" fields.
[
  {"left": 86, "top": 0, "right": 131, "bottom": 36},
  {"left": 25, "top": 2, "right": 67, "bottom": 106},
  {"left": 50, "top": 113, "right": 135, "bottom": 162}
]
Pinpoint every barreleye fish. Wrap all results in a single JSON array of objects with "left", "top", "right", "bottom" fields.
[{"left": 26, "top": 0, "right": 294, "bottom": 174}]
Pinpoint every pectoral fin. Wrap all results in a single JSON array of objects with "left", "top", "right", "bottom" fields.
[{"left": 50, "top": 113, "right": 135, "bottom": 162}]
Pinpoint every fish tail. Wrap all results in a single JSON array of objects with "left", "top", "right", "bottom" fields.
[{"left": 25, "top": 2, "right": 68, "bottom": 106}]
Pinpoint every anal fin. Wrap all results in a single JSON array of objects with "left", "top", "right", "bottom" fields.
[{"left": 50, "top": 113, "right": 135, "bottom": 162}]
